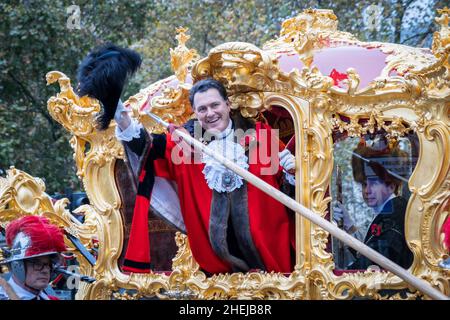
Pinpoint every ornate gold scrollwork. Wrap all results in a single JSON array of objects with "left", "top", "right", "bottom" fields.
[
  {"left": 432, "top": 8, "right": 450, "bottom": 58},
  {"left": 308, "top": 106, "right": 449, "bottom": 299},
  {"left": 128, "top": 28, "right": 198, "bottom": 131},
  {"left": 192, "top": 42, "right": 292, "bottom": 95},
  {"left": 331, "top": 109, "right": 414, "bottom": 139},
  {"left": 291, "top": 67, "right": 334, "bottom": 93},
  {"left": 229, "top": 92, "right": 266, "bottom": 118},
  {"left": 124, "top": 76, "right": 192, "bottom": 133},
  {"left": 170, "top": 27, "right": 200, "bottom": 83},
  {"left": 41, "top": 8, "right": 450, "bottom": 299},
  {"left": 149, "top": 85, "right": 193, "bottom": 125},
  {"left": 264, "top": 8, "right": 357, "bottom": 67},
  {"left": 46, "top": 71, "right": 100, "bottom": 137}
]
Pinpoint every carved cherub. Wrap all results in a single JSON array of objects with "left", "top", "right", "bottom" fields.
[{"left": 342, "top": 68, "right": 360, "bottom": 95}]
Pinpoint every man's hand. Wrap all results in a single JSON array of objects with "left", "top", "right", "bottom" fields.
[
  {"left": 114, "top": 100, "right": 132, "bottom": 131},
  {"left": 169, "top": 124, "right": 188, "bottom": 144},
  {"left": 279, "top": 149, "right": 295, "bottom": 174},
  {"left": 333, "top": 202, "right": 356, "bottom": 233},
  {"left": 169, "top": 125, "right": 203, "bottom": 156}
]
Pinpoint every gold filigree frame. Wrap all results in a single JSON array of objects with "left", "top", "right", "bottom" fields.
[{"left": 35, "top": 9, "right": 450, "bottom": 299}]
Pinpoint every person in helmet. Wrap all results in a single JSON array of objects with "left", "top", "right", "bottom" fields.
[{"left": 0, "top": 215, "right": 66, "bottom": 300}]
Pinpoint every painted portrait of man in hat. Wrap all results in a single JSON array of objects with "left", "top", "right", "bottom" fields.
[{"left": 332, "top": 138, "right": 414, "bottom": 270}]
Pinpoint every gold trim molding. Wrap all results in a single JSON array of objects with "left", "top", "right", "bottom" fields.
[{"left": 36, "top": 8, "right": 450, "bottom": 299}]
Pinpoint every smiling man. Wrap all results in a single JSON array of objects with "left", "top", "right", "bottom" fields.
[
  {"left": 193, "top": 86, "right": 230, "bottom": 133},
  {"left": 0, "top": 216, "right": 66, "bottom": 300},
  {"left": 115, "top": 78, "right": 296, "bottom": 274}
]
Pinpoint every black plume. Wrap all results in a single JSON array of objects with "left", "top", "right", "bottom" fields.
[{"left": 77, "top": 44, "right": 142, "bottom": 130}]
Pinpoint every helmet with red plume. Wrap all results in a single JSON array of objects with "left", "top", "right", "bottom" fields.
[{"left": 1, "top": 216, "right": 66, "bottom": 282}]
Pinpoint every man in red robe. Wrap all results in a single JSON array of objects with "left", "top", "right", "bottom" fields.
[{"left": 116, "top": 78, "right": 296, "bottom": 274}]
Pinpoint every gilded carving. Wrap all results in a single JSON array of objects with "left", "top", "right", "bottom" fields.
[
  {"left": 432, "top": 8, "right": 450, "bottom": 57},
  {"left": 264, "top": 8, "right": 358, "bottom": 64},
  {"left": 38, "top": 8, "right": 450, "bottom": 299},
  {"left": 229, "top": 92, "right": 266, "bottom": 118},
  {"left": 170, "top": 27, "right": 200, "bottom": 83},
  {"left": 331, "top": 109, "right": 413, "bottom": 139}
]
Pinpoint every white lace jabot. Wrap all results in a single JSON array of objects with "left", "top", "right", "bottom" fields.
[
  {"left": 115, "top": 118, "right": 143, "bottom": 142},
  {"left": 202, "top": 120, "right": 248, "bottom": 193}
]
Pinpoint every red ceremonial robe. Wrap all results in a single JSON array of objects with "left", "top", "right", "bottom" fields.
[{"left": 122, "top": 119, "right": 295, "bottom": 274}]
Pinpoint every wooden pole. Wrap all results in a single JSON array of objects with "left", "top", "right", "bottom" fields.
[{"left": 146, "top": 112, "right": 449, "bottom": 300}]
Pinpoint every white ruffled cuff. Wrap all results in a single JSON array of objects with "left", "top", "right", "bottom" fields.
[
  {"left": 284, "top": 171, "right": 296, "bottom": 185},
  {"left": 202, "top": 139, "right": 248, "bottom": 193},
  {"left": 115, "top": 118, "right": 143, "bottom": 142}
]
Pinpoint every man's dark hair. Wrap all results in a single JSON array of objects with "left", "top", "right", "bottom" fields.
[
  {"left": 366, "top": 161, "right": 402, "bottom": 193},
  {"left": 352, "top": 144, "right": 405, "bottom": 194},
  {"left": 189, "top": 78, "right": 228, "bottom": 108}
]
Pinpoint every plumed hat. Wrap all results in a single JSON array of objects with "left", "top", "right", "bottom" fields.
[
  {"left": 77, "top": 44, "right": 142, "bottom": 130},
  {"left": 3, "top": 216, "right": 66, "bottom": 263},
  {"left": 351, "top": 141, "right": 409, "bottom": 186}
]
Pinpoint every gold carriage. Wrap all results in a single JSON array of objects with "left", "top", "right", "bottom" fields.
[{"left": 1, "top": 8, "right": 449, "bottom": 299}]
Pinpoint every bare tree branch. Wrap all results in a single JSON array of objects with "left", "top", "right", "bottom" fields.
[
  {"left": 404, "top": 0, "right": 415, "bottom": 9},
  {"left": 401, "top": 24, "right": 433, "bottom": 46},
  {"left": 7, "top": 72, "right": 60, "bottom": 141},
  {"left": 393, "top": 0, "right": 405, "bottom": 44}
]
